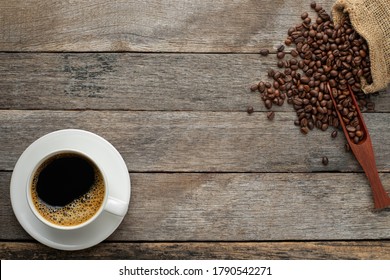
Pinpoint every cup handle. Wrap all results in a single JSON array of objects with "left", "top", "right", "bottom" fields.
[{"left": 104, "top": 196, "right": 128, "bottom": 216}]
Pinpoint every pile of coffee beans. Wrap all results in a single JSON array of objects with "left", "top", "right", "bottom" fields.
[
  {"left": 331, "top": 85, "right": 365, "bottom": 144},
  {"left": 251, "top": 2, "right": 375, "bottom": 144}
]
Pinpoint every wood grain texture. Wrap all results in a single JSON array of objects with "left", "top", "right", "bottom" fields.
[
  {"left": 1, "top": 241, "right": 389, "bottom": 260},
  {"left": 2, "top": 172, "right": 390, "bottom": 241},
  {"left": 1, "top": 0, "right": 389, "bottom": 258},
  {"left": 0, "top": 0, "right": 334, "bottom": 52},
  {"left": 1, "top": 110, "right": 389, "bottom": 172},
  {"left": 0, "top": 53, "right": 387, "bottom": 111}
]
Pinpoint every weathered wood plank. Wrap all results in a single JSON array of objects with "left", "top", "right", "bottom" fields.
[
  {"left": 0, "top": 53, "right": 273, "bottom": 111},
  {"left": 0, "top": 110, "right": 389, "bottom": 172},
  {"left": 1, "top": 241, "right": 389, "bottom": 259},
  {"left": 0, "top": 0, "right": 333, "bottom": 52},
  {"left": 0, "top": 53, "right": 387, "bottom": 112},
  {"left": 2, "top": 172, "right": 390, "bottom": 241}
]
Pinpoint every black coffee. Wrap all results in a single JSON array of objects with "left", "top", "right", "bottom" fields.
[
  {"left": 31, "top": 153, "right": 105, "bottom": 227},
  {"left": 37, "top": 155, "right": 95, "bottom": 206}
]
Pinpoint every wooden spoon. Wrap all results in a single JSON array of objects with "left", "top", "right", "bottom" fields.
[{"left": 327, "top": 83, "right": 390, "bottom": 210}]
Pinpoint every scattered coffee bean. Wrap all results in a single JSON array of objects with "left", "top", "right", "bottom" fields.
[
  {"left": 250, "top": 84, "right": 259, "bottom": 92},
  {"left": 247, "top": 106, "right": 254, "bottom": 114},
  {"left": 260, "top": 49, "right": 270, "bottom": 56},
  {"left": 331, "top": 130, "right": 338, "bottom": 138},
  {"left": 322, "top": 156, "right": 329, "bottom": 165},
  {"left": 267, "top": 111, "right": 275, "bottom": 120},
  {"left": 301, "top": 12, "right": 308, "bottom": 20},
  {"left": 300, "top": 126, "right": 309, "bottom": 135},
  {"left": 277, "top": 45, "right": 285, "bottom": 52}
]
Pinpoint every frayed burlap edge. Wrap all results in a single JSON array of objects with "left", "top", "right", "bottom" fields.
[{"left": 332, "top": 0, "right": 390, "bottom": 93}]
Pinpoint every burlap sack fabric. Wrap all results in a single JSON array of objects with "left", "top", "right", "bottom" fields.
[{"left": 332, "top": 0, "right": 390, "bottom": 93}]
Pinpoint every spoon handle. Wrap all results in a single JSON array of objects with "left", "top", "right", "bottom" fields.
[{"left": 351, "top": 136, "right": 390, "bottom": 210}]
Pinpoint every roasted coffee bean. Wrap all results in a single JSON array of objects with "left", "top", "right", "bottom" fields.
[
  {"left": 302, "top": 43, "right": 310, "bottom": 53},
  {"left": 277, "top": 45, "right": 285, "bottom": 52},
  {"left": 314, "top": 5, "right": 322, "bottom": 12},
  {"left": 322, "top": 156, "right": 329, "bottom": 165},
  {"left": 301, "top": 76, "right": 310, "bottom": 84},
  {"left": 300, "top": 118, "right": 308, "bottom": 127},
  {"left": 304, "top": 104, "right": 313, "bottom": 112},
  {"left": 290, "top": 49, "right": 299, "bottom": 57},
  {"left": 330, "top": 70, "right": 338, "bottom": 77},
  {"left": 293, "top": 97, "right": 303, "bottom": 106},
  {"left": 250, "top": 84, "right": 259, "bottom": 92},
  {"left": 301, "top": 12, "right": 309, "bottom": 20},
  {"left": 289, "top": 58, "right": 298, "bottom": 65},
  {"left": 300, "top": 126, "right": 309, "bottom": 135},
  {"left": 247, "top": 106, "right": 254, "bottom": 114},
  {"left": 277, "top": 52, "right": 285, "bottom": 59},
  {"left": 331, "top": 130, "right": 338, "bottom": 138},
  {"left": 267, "top": 111, "right": 275, "bottom": 120},
  {"left": 346, "top": 125, "right": 356, "bottom": 132},
  {"left": 303, "top": 17, "right": 311, "bottom": 25},
  {"left": 260, "top": 49, "right": 269, "bottom": 56},
  {"left": 258, "top": 82, "right": 266, "bottom": 93},
  {"left": 309, "top": 29, "right": 316, "bottom": 38},
  {"left": 353, "top": 56, "right": 362, "bottom": 66},
  {"left": 265, "top": 99, "right": 272, "bottom": 109},
  {"left": 273, "top": 71, "right": 282, "bottom": 80}
]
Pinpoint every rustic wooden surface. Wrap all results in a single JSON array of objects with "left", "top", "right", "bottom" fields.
[
  {"left": 1, "top": 0, "right": 390, "bottom": 260},
  {"left": 2, "top": 241, "right": 390, "bottom": 260}
]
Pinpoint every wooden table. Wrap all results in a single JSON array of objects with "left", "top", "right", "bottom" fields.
[{"left": 1, "top": 0, "right": 390, "bottom": 259}]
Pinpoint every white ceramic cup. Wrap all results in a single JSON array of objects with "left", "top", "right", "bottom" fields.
[{"left": 26, "top": 149, "right": 128, "bottom": 231}]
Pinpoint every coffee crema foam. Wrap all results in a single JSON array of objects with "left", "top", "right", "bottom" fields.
[{"left": 30, "top": 154, "right": 105, "bottom": 227}]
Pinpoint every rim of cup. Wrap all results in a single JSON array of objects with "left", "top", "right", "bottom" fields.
[{"left": 26, "top": 149, "right": 108, "bottom": 231}]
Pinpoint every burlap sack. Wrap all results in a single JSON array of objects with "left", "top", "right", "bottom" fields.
[{"left": 332, "top": 0, "right": 390, "bottom": 93}]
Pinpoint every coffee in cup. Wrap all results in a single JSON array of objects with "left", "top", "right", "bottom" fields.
[{"left": 30, "top": 152, "right": 105, "bottom": 227}]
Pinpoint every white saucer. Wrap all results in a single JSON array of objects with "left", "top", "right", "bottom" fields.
[{"left": 10, "top": 129, "right": 131, "bottom": 250}]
